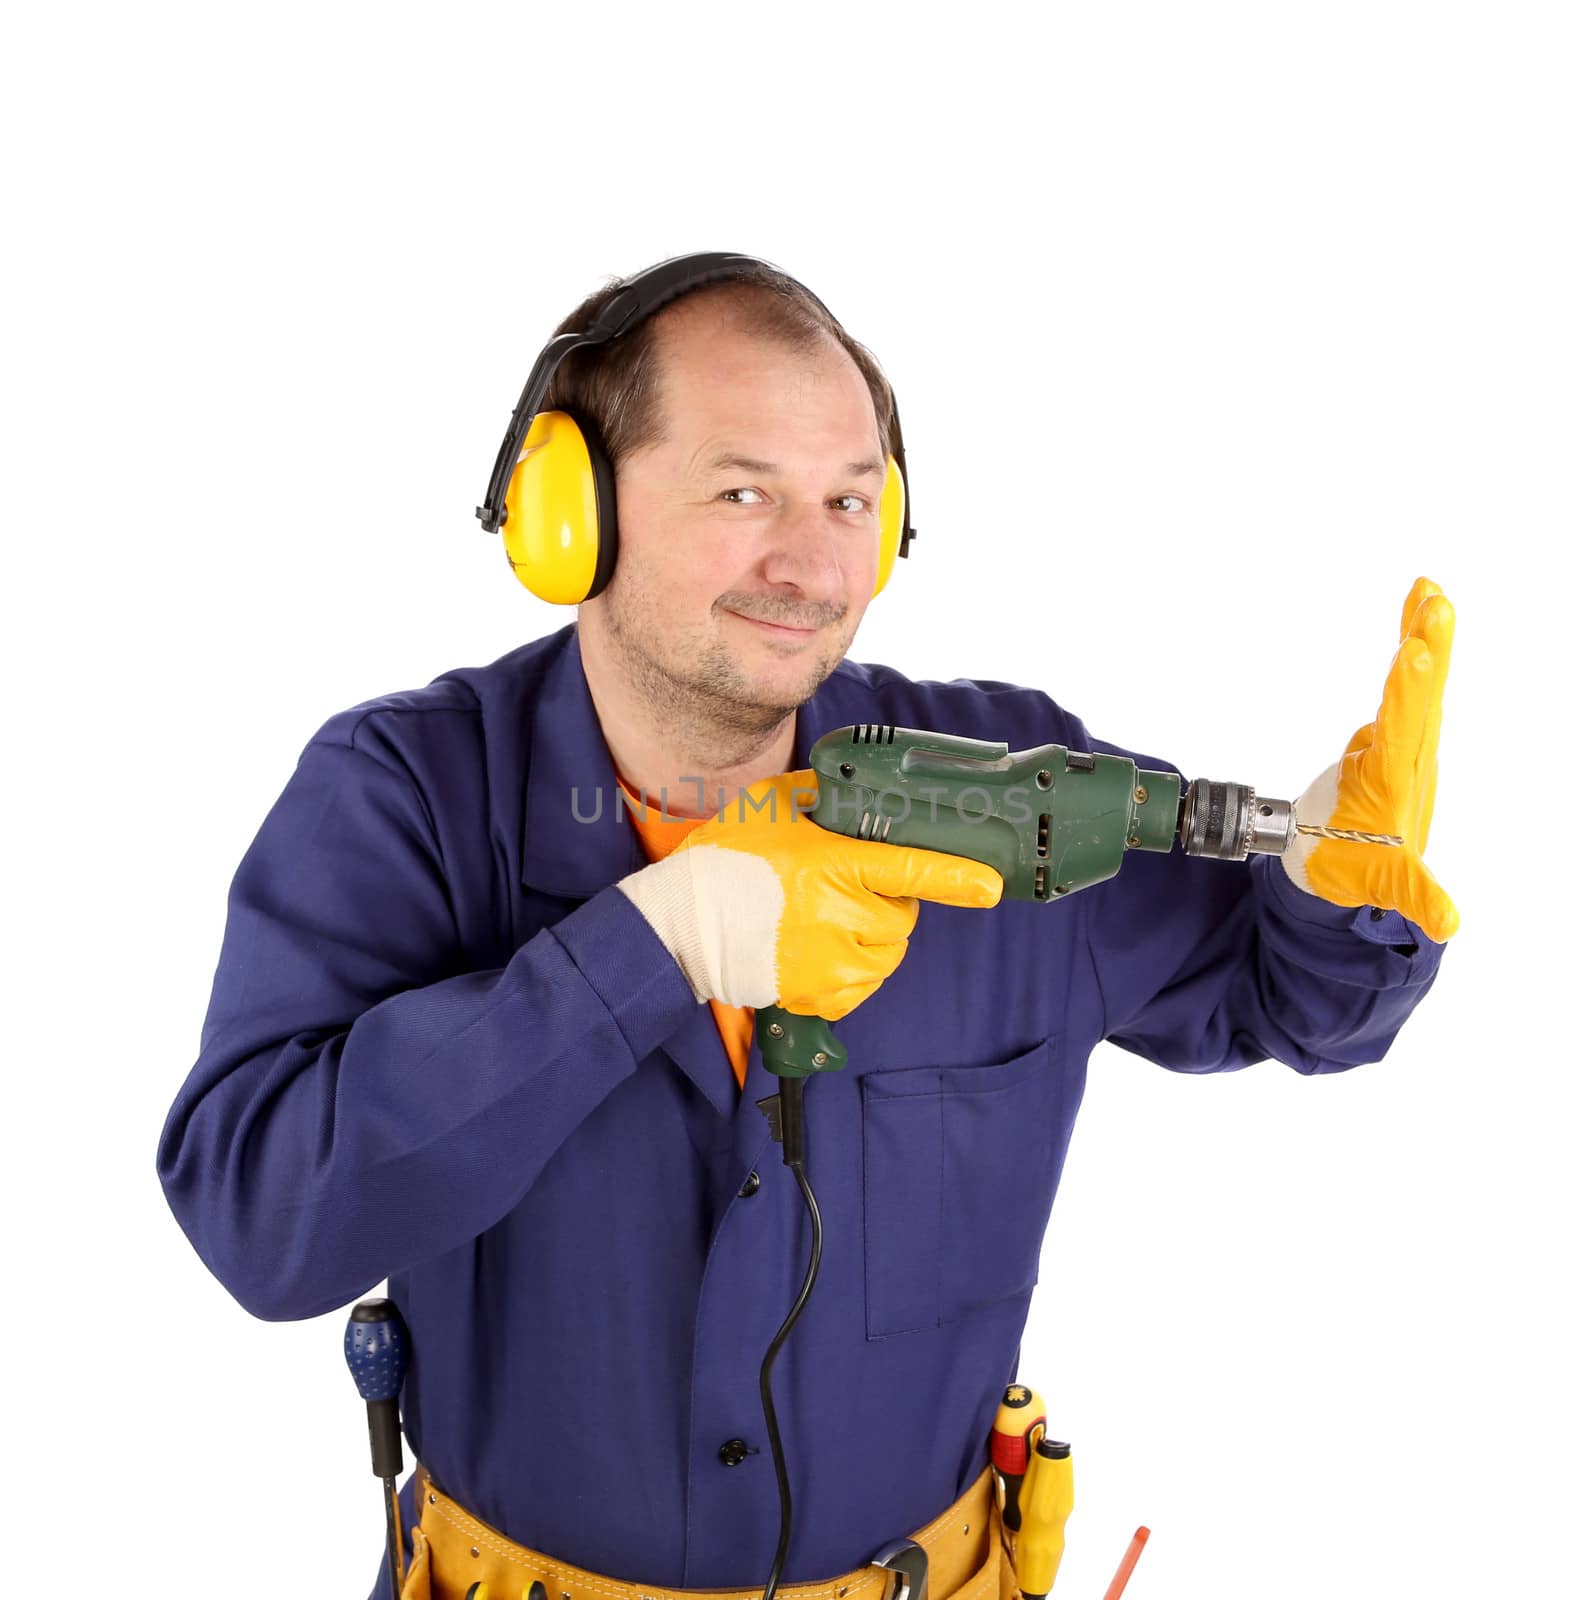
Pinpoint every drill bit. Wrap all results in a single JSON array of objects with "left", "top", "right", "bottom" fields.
[
  {"left": 1295, "top": 823, "right": 1404, "bottom": 847},
  {"left": 1179, "top": 779, "right": 1406, "bottom": 860}
]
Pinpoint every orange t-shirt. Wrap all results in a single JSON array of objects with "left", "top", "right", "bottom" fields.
[{"left": 614, "top": 772, "right": 755, "bottom": 1089}]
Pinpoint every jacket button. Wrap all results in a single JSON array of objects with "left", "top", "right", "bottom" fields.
[
  {"left": 738, "top": 1171, "right": 761, "bottom": 1198},
  {"left": 1370, "top": 908, "right": 1388, "bottom": 921},
  {"left": 719, "top": 1438, "right": 751, "bottom": 1467}
]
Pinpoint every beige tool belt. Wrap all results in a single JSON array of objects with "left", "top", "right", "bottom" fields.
[{"left": 402, "top": 1464, "right": 1018, "bottom": 1600}]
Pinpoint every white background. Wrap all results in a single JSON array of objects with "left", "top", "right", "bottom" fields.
[{"left": 5, "top": 4, "right": 1592, "bottom": 1597}]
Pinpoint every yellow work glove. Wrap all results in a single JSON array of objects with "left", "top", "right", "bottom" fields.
[
  {"left": 616, "top": 767, "right": 1003, "bottom": 1019},
  {"left": 1281, "top": 576, "right": 1459, "bottom": 943}
]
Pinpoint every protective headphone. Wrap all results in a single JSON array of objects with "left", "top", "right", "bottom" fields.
[{"left": 474, "top": 252, "right": 916, "bottom": 605}]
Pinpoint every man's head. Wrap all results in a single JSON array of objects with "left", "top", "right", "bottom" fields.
[{"left": 543, "top": 265, "right": 897, "bottom": 733}]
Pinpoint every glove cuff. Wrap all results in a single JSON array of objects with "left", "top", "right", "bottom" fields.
[
  {"left": 617, "top": 853, "right": 714, "bottom": 1004},
  {"left": 616, "top": 845, "right": 784, "bottom": 1010}
]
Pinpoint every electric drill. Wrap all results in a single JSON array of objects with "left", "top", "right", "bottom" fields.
[
  {"left": 750, "top": 723, "right": 1336, "bottom": 1600},
  {"left": 756, "top": 723, "right": 1308, "bottom": 1079}
]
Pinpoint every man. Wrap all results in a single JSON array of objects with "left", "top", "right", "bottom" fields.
[{"left": 157, "top": 257, "right": 1455, "bottom": 1600}]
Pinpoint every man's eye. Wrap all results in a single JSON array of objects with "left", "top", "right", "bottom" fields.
[{"left": 718, "top": 488, "right": 871, "bottom": 512}]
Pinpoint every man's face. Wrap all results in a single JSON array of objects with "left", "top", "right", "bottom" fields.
[{"left": 589, "top": 297, "right": 887, "bottom": 723}]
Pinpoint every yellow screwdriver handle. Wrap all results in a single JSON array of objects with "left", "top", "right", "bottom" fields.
[
  {"left": 991, "top": 1383, "right": 1048, "bottom": 1530},
  {"left": 1014, "top": 1441, "right": 1074, "bottom": 1600}
]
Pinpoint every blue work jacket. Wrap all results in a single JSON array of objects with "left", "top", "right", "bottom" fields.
[{"left": 156, "top": 622, "right": 1444, "bottom": 1598}]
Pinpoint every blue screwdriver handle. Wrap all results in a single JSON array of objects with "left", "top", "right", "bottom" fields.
[{"left": 345, "top": 1298, "right": 409, "bottom": 1404}]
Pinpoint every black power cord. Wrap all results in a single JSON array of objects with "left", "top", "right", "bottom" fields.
[{"left": 756, "top": 1077, "right": 825, "bottom": 1600}]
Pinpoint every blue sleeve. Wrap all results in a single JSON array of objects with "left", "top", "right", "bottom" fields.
[
  {"left": 156, "top": 730, "right": 698, "bottom": 1322},
  {"left": 1080, "top": 730, "right": 1446, "bottom": 1076}
]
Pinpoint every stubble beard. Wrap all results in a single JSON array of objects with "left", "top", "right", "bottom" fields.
[{"left": 597, "top": 573, "right": 848, "bottom": 764}]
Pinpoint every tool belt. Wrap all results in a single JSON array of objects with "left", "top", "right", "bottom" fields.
[{"left": 401, "top": 1465, "right": 1017, "bottom": 1600}]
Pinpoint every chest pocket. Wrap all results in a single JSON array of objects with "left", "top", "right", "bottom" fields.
[{"left": 860, "top": 1036, "right": 1064, "bottom": 1340}]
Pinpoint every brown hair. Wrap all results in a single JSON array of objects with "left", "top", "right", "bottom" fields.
[{"left": 539, "top": 260, "right": 898, "bottom": 472}]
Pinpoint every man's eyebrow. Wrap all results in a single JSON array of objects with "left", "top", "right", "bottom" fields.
[{"left": 703, "top": 450, "right": 886, "bottom": 478}]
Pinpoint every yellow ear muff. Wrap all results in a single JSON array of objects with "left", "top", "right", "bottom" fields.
[
  {"left": 871, "top": 455, "right": 908, "bottom": 599},
  {"left": 502, "top": 411, "right": 604, "bottom": 604}
]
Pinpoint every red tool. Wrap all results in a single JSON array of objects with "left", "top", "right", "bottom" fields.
[{"left": 1102, "top": 1526, "right": 1150, "bottom": 1600}]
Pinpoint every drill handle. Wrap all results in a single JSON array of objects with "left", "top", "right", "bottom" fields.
[{"left": 753, "top": 1006, "right": 849, "bottom": 1079}]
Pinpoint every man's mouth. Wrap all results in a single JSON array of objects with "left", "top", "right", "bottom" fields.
[{"left": 726, "top": 610, "right": 822, "bottom": 640}]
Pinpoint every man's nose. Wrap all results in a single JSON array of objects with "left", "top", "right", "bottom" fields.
[{"left": 757, "top": 501, "right": 849, "bottom": 597}]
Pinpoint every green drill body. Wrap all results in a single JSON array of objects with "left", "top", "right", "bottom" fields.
[{"left": 756, "top": 725, "right": 1183, "bottom": 1081}]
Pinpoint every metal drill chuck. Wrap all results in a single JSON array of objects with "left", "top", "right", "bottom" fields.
[{"left": 1178, "top": 778, "right": 1297, "bottom": 860}]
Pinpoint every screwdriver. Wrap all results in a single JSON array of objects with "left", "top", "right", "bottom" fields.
[
  {"left": 989, "top": 1385, "right": 1047, "bottom": 1532},
  {"left": 344, "top": 1297, "right": 411, "bottom": 1600},
  {"left": 1014, "top": 1438, "right": 1074, "bottom": 1600}
]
